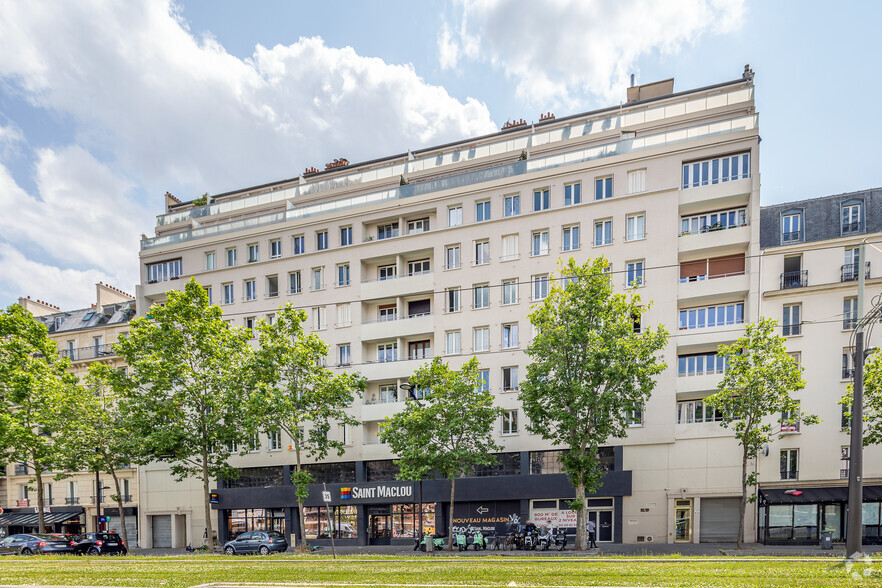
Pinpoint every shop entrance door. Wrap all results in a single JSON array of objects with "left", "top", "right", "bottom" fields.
[
  {"left": 823, "top": 504, "right": 843, "bottom": 542},
  {"left": 587, "top": 510, "right": 613, "bottom": 542},
  {"left": 369, "top": 514, "right": 392, "bottom": 545},
  {"left": 675, "top": 499, "right": 693, "bottom": 543}
]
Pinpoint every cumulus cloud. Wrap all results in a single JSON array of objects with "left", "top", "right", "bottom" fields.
[{"left": 440, "top": 0, "right": 745, "bottom": 108}]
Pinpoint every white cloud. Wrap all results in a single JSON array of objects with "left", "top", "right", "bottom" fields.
[{"left": 440, "top": 0, "right": 745, "bottom": 108}]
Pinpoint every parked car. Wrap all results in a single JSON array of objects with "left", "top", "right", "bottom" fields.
[
  {"left": 223, "top": 530, "right": 287, "bottom": 555},
  {"left": 0, "top": 533, "right": 77, "bottom": 555},
  {"left": 74, "top": 532, "right": 127, "bottom": 555}
]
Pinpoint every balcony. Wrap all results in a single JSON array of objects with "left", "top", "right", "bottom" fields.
[
  {"left": 65, "top": 497, "right": 80, "bottom": 505},
  {"left": 678, "top": 177, "right": 751, "bottom": 215},
  {"left": 780, "top": 470, "right": 798, "bottom": 481},
  {"left": 358, "top": 355, "right": 435, "bottom": 381},
  {"left": 360, "top": 313, "right": 434, "bottom": 342},
  {"left": 14, "top": 464, "right": 28, "bottom": 476},
  {"left": 780, "top": 422, "right": 800, "bottom": 434},
  {"left": 678, "top": 224, "right": 750, "bottom": 258},
  {"left": 779, "top": 270, "right": 807, "bottom": 290},
  {"left": 678, "top": 273, "right": 749, "bottom": 306},
  {"left": 360, "top": 271, "right": 434, "bottom": 301},
  {"left": 841, "top": 262, "right": 870, "bottom": 282},
  {"left": 60, "top": 344, "right": 116, "bottom": 361}
]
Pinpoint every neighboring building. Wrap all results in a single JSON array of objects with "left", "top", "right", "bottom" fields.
[
  {"left": 758, "top": 189, "right": 882, "bottom": 545},
  {"left": 138, "top": 68, "right": 761, "bottom": 546},
  {"left": 0, "top": 284, "right": 139, "bottom": 544}
]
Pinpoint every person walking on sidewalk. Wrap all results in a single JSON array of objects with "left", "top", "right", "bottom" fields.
[{"left": 587, "top": 519, "right": 597, "bottom": 549}]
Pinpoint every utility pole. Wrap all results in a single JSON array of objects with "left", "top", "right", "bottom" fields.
[{"left": 847, "top": 241, "right": 866, "bottom": 559}]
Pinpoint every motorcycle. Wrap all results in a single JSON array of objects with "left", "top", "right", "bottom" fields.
[
  {"left": 554, "top": 529, "right": 568, "bottom": 551},
  {"left": 537, "top": 528, "right": 554, "bottom": 551}
]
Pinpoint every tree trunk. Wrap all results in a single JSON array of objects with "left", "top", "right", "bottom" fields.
[
  {"left": 110, "top": 468, "right": 130, "bottom": 549},
  {"left": 738, "top": 444, "right": 748, "bottom": 550},
  {"left": 202, "top": 449, "right": 213, "bottom": 549},
  {"left": 295, "top": 450, "right": 308, "bottom": 551},
  {"left": 575, "top": 479, "right": 587, "bottom": 551},
  {"left": 34, "top": 465, "right": 46, "bottom": 534},
  {"left": 447, "top": 476, "right": 456, "bottom": 551}
]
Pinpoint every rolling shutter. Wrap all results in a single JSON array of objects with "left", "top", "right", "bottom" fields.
[
  {"left": 152, "top": 515, "right": 172, "bottom": 548},
  {"left": 700, "top": 498, "right": 741, "bottom": 542}
]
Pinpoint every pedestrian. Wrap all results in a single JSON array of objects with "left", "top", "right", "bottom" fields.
[{"left": 587, "top": 519, "right": 597, "bottom": 549}]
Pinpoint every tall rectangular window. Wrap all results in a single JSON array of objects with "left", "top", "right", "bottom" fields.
[
  {"left": 446, "top": 331, "right": 461, "bottom": 354},
  {"left": 270, "top": 239, "right": 282, "bottom": 259},
  {"left": 533, "top": 188, "right": 549, "bottom": 211},
  {"left": 476, "top": 201, "right": 490, "bottom": 222},
  {"left": 473, "top": 284, "right": 490, "bottom": 309},
  {"left": 595, "top": 176, "right": 613, "bottom": 200},
  {"left": 337, "top": 303, "right": 351, "bottom": 327},
  {"left": 564, "top": 182, "right": 581, "bottom": 206},
  {"left": 288, "top": 271, "right": 301, "bottom": 294},
  {"left": 562, "top": 225, "right": 580, "bottom": 251},
  {"left": 377, "top": 343, "right": 397, "bottom": 363},
  {"left": 379, "top": 304, "right": 397, "bottom": 322},
  {"left": 783, "top": 304, "right": 801, "bottom": 336},
  {"left": 502, "top": 367, "right": 519, "bottom": 392},
  {"left": 626, "top": 260, "right": 644, "bottom": 287},
  {"left": 205, "top": 286, "right": 212, "bottom": 305},
  {"left": 448, "top": 205, "right": 463, "bottom": 227},
  {"left": 502, "top": 235, "right": 519, "bottom": 261},
  {"left": 594, "top": 220, "right": 612, "bottom": 246},
  {"left": 340, "top": 226, "right": 352, "bottom": 246},
  {"left": 269, "top": 430, "right": 282, "bottom": 451},
  {"left": 502, "top": 410, "right": 518, "bottom": 435},
  {"left": 338, "top": 344, "right": 351, "bottom": 366},
  {"left": 337, "top": 263, "right": 350, "bottom": 286},
  {"left": 446, "top": 245, "right": 461, "bottom": 269},
  {"left": 317, "top": 230, "right": 328, "bottom": 251},
  {"left": 475, "top": 240, "right": 490, "bottom": 265},
  {"left": 407, "top": 218, "right": 429, "bottom": 234},
  {"left": 782, "top": 213, "right": 801, "bottom": 243},
  {"left": 780, "top": 449, "right": 798, "bottom": 480},
  {"left": 627, "top": 169, "right": 646, "bottom": 193},
  {"left": 266, "top": 275, "right": 279, "bottom": 298},
  {"left": 378, "top": 223, "right": 399, "bottom": 240},
  {"left": 842, "top": 203, "right": 862, "bottom": 234},
  {"left": 312, "top": 267, "right": 323, "bottom": 291},
  {"left": 293, "top": 235, "right": 305, "bottom": 255},
  {"left": 531, "top": 230, "right": 549, "bottom": 256},
  {"left": 478, "top": 369, "right": 490, "bottom": 392},
  {"left": 626, "top": 214, "right": 645, "bottom": 241},
  {"left": 502, "top": 323, "right": 519, "bottom": 349},
  {"left": 446, "top": 288, "right": 461, "bottom": 312},
  {"left": 223, "top": 283, "right": 234, "bottom": 304},
  {"left": 532, "top": 275, "right": 549, "bottom": 300},
  {"left": 205, "top": 252, "right": 216, "bottom": 270},
  {"left": 248, "top": 244, "right": 259, "bottom": 263},
  {"left": 312, "top": 306, "right": 326, "bottom": 330},
  {"left": 503, "top": 279, "right": 518, "bottom": 305},
  {"left": 504, "top": 194, "right": 520, "bottom": 217},
  {"left": 226, "top": 248, "right": 237, "bottom": 267},
  {"left": 843, "top": 297, "right": 857, "bottom": 330}
]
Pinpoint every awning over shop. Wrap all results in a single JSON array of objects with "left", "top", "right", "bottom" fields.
[
  {"left": 0, "top": 511, "right": 82, "bottom": 527},
  {"left": 759, "top": 485, "right": 882, "bottom": 505}
]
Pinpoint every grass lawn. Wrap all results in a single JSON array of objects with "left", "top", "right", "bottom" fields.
[{"left": 0, "top": 554, "right": 876, "bottom": 588}]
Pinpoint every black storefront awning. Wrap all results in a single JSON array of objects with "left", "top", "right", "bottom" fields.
[
  {"left": 760, "top": 485, "right": 882, "bottom": 505},
  {"left": 0, "top": 511, "right": 82, "bottom": 527}
]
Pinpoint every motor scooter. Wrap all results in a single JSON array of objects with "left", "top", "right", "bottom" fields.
[
  {"left": 455, "top": 532, "right": 468, "bottom": 551},
  {"left": 471, "top": 530, "right": 486, "bottom": 550},
  {"left": 414, "top": 533, "right": 445, "bottom": 551}
]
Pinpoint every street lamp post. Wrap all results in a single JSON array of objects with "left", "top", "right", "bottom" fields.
[{"left": 847, "top": 241, "right": 867, "bottom": 559}]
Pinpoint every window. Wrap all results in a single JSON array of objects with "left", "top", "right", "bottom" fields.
[
  {"left": 340, "top": 226, "right": 352, "bottom": 246},
  {"left": 445, "top": 245, "right": 461, "bottom": 269},
  {"left": 445, "top": 331, "right": 461, "bottom": 354},
  {"left": 446, "top": 288, "right": 461, "bottom": 312},
  {"left": 226, "top": 248, "right": 238, "bottom": 267},
  {"left": 682, "top": 152, "right": 750, "bottom": 188},
  {"left": 533, "top": 188, "right": 549, "bottom": 211},
  {"left": 408, "top": 340, "right": 430, "bottom": 360},
  {"left": 502, "top": 410, "right": 518, "bottom": 435},
  {"left": 842, "top": 202, "right": 862, "bottom": 234},
  {"left": 146, "top": 258, "right": 183, "bottom": 283},
  {"left": 502, "top": 280, "right": 518, "bottom": 305},
  {"left": 266, "top": 275, "right": 279, "bottom": 298},
  {"left": 782, "top": 212, "right": 801, "bottom": 244},
  {"left": 595, "top": 176, "right": 613, "bottom": 200},
  {"left": 780, "top": 402, "right": 801, "bottom": 434},
  {"left": 473, "top": 284, "right": 490, "bottom": 309},
  {"left": 312, "top": 268, "right": 323, "bottom": 291},
  {"left": 562, "top": 225, "right": 580, "bottom": 251},
  {"left": 502, "top": 323, "right": 519, "bottom": 349},
  {"left": 337, "top": 264, "right": 350, "bottom": 286},
  {"left": 780, "top": 449, "right": 798, "bottom": 480},
  {"left": 632, "top": 311, "right": 642, "bottom": 334},
  {"left": 316, "top": 231, "right": 328, "bottom": 251},
  {"left": 628, "top": 405, "right": 644, "bottom": 427},
  {"left": 783, "top": 304, "right": 801, "bottom": 336},
  {"left": 842, "top": 403, "right": 851, "bottom": 430},
  {"left": 269, "top": 430, "right": 282, "bottom": 451},
  {"left": 288, "top": 271, "right": 302, "bottom": 294},
  {"left": 377, "top": 343, "right": 397, "bottom": 363},
  {"left": 478, "top": 369, "right": 490, "bottom": 392},
  {"left": 678, "top": 303, "right": 744, "bottom": 330},
  {"left": 407, "top": 218, "right": 429, "bottom": 234},
  {"left": 626, "top": 260, "right": 644, "bottom": 287},
  {"left": 336, "top": 303, "right": 351, "bottom": 327},
  {"left": 475, "top": 240, "right": 490, "bottom": 265},
  {"left": 532, "top": 275, "right": 549, "bottom": 300},
  {"left": 531, "top": 230, "right": 549, "bottom": 256},
  {"left": 841, "top": 447, "right": 850, "bottom": 479},
  {"left": 408, "top": 259, "right": 430, "bottom": 276},
  {"left": 842, "top": 348, "right": 855, "bottom": 380},
  {"left": 681, "top": 207, "right": 747, "bottom": 235},
  {"left": 293, "top": 235, "right": 305, "bottom": 255},
  {"left": 448, "top": 205, "right": 463, "bottom": 227},
  {"left": 843, "top": 247, "right": 865, "bottom": 282},
  {"left": 474, "top": 327, "right": 489, "bottom": 352},
  {"left": 313, "top": 306, "right": 326, "bottom": 330},
  {"left": 248, "top": 244, "right": 259, "bottom": 263},
  {"left": 504, "top": 194, "right": 520, "bottom": 217},
  {"left": 677, "top": 399, "right": 724, "bottom": 423},
  {"left": 626, "top": 214, "right": 645, "bottom": 241},
  {"left": 205, "top": 286, "right": 213, "bottom": 305},
  {"left": 223, "top": 283, "right": 234, "bottom": 305},
  {"left": 244, "top": 279, "right": 256, "bottom": 301},
  {"left": 594, "top": 219, "right": 612, "bottom": 246},
  {"left": 502, "top": 235, "right": 519, "bottom": 261},
  {"left": 338, "top": 344, "right": 351, "bottom": 367},
  {"left": 205, "top": 252, "right": 216, "bottom": 271},
  {"left": 378, "top": 304, "right": 397, "bottom": 322},
  {"left": 476, "top": 200, "right": 490, "bottom": 222},
  {"left": 245, "top": 317, "right": 256, "bottom": 337},
  {"left": 270, "top": 239, "right": 282, "bottom": 259},
  {"left": 379, "top": 384, "right": 397, "bottom": 404},
  {"left": 378, "top": 223, "right": 399, "bottom": 240},
  {"left": 843, "top": 297, "right": 857, "bottom": 330},
  {"left": 502, "top": 367, "right": 519, "bottom": 392},
  {"left": 378, "top": 264, "right": 397, "bottom": 281},
  {"left": 564, "top": 182, "right": 581, "bottom": 206},
  {"left": 627, "top": 169, "right": 646, "bottom": 193},
  {"left": 678, "top": 353, "right": 727, "bottom": 377}
]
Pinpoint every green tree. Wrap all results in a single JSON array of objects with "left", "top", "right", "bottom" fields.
[
  {"left": 705, "top": 318, "right": 817, "bottom": 549},
  {"left": 857, "top": 349, "right": 882, "bottom": 446},
  {"left": 0, "top": 304, "right": 87, "bottom": 533},
  {"left": 114, "top": 278, "right": 255, "bottom": 548},
  {"left": 519, "top": 257, "right": 668, "bottom": 551},
  {"left": 380, "top": 357, "right": 503, "bottom": 550},
  {"left": 250, "top": 304, "right": 364, "bottom": 550}
]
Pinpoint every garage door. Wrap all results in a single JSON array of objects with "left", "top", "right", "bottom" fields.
[
  {"left": 152, "top": 515, "right": 172, "bottom": 548},
  {"left": 121, "top": 516, "right": 138, "bottom": 548},
  {"left": 700, "top": 498, "right": 741, "bottom": 542}
]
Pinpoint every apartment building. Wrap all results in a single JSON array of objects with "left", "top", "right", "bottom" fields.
[
  {"left": 137, "top": 68, "right": 761, "bottom": 546},
  {"left": 0, "top": 284, "right": 139, "bottom": 544},
  {"left": 758, "top": 189, "right": 882, "bottom": 545}
]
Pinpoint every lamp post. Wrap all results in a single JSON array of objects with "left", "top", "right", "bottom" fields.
[
  {"left": 847, "top": 240, "right": 867, "bottom": 559},
  {"left": 95, "top": 470, "right": 111, "bottom": 532},
  {"left": 399, "top": 382, "right": 427, "bottom": 550}
]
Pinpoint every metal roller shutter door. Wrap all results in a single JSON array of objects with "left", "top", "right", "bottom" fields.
[
  {"left": 122, "top": 516, "right": 138, "bottom": 548},
  {"left": 152, "top": 515, "right": 172, "bottom": 548},
  {"left": 700, "top": 498, "right": 741, "bottom": 542}
]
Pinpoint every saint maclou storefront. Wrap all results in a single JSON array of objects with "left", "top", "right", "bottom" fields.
[{"left": 214, "top": 459, "right": 632, "bottom": 547}]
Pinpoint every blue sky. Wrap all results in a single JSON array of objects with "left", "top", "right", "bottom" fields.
[{"left": 0, "top": 0, "right": 879, "bottom": 309}]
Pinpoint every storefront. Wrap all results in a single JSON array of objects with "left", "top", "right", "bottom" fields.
[{"left": 0, "top": 506, "right": 85, "bottom": 537}]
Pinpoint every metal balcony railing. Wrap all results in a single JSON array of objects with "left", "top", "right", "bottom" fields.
[
  {"left": 780, "top": 270, "right": 808, "bottom": 289},
  {"left": 780, "top": 422, "right": 801, "bottom": 434},
  {"left": 843, "top": 368, "right": 855, "bottom": 379},
  {"left": 843, "top": 317, "right": 857, "bottom": 330},
  {"left": 841, "top": 468, "right": 849, "bottom": 479},
  {"left": 841, "top": 262, "right": 870, "bottom": 282},
  {"left": 782, "top": 323, "right": 801, "bottom": 336},
  {"left": 780, "top": 470, "right": 799, "bottom": 480},
  {"left": 782, "top": 231, "right": 800, "bottom": 243},
  {"left": 59, "top": 344, "right": 115, "bottom": 361},
  {"left": 65, "top": 497, "right": 80, "bottom": 505},
  {"left": 14, "top": 465, "right": 28, "bottom": 476}
]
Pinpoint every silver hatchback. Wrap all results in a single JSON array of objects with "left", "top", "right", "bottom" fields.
[{"left": 223, "top": 530, "right": 287, "bottom": 555}]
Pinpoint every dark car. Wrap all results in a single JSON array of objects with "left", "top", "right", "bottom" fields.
[
  {"left": 74, "top": 532, "right": 127, "bottom": 555},
  {"left": 0, "top": 533, "right": 77, "bottom": 555},
  {"left": 223, "top": 530, "right": 287, "bottom": 555}
]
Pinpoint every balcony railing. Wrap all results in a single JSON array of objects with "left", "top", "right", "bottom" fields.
[
  {"left": 780, "top": 470, "right": 798, "bottom": 480},
  {"left": 843, "top": 317, "right": 857, "bottom": 330},
  {"left": 59, "top": 344, "right": 115, "bottom": 361},
  {"left": 783, "top": 323, "right": 801, "bottom": 336},
  {"left": 90, "top": 495, "right": 108, "bottom": 504},
  {"left": 782, "top": 231, "right": 800, "bottom": 243},
  {"left": 14, "top": 465, "right": 28, "bottom": 476},
  {"left": 843, "top": 367, "right": 855, "bottom": 379},
  {"left": 841, "top": 262, "right": 871, "bottom": 282},
  {"left": 780, "top": 422, "right": 800, "bottom": 434},
  {"left": 841, "top": 468, "right": 849, "bottom": 479},
  {"left": 65, "top": 497, "right": 80, "bottom": 505},
  {"left": 780, "top": 270, "right": 808, "bottom": 289}
]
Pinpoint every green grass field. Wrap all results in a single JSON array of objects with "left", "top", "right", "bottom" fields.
[{"left": 0, "top": 554, "right": 877, "bottom": 588}]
